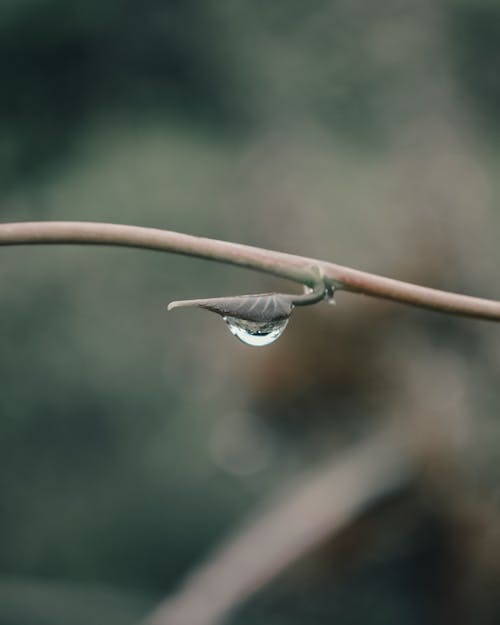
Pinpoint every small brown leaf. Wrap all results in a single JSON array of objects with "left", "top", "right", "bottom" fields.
[{"left": 168, "top": 293, "right": 295, "bottom": 323}]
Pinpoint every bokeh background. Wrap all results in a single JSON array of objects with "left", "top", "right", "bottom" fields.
[{"left": 1, "top": 1, "right": 500, "bottom": 624}]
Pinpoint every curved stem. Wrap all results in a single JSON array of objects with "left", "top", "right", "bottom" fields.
[
  {"left": 0, "top": 221, "right": 499, "bottom": 321},
  {"left": 291, "top": 267, "right": 327, "bottom": 306}
]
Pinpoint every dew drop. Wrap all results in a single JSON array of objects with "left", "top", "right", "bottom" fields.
[
  {"left": 223, "top": 316, "right": 289, "bottom": 346},
  {"left": 326, "top": 285, "right": 336, "bottom": 305}
]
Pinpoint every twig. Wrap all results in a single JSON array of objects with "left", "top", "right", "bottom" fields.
[
  {"left": 0, "top": 221, "right": 499, "bottom": 320},
  {"left": 142, "top": 429, "right": 415, "bottom": 625}
]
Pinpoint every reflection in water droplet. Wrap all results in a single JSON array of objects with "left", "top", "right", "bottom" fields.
[{"left": 223, "top": 316, "right": 289, "bottom": 346}]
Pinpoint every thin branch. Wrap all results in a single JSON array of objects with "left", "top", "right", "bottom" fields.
[
  {"left": 0, "top": 221, "right": 499, "bottom": 321},
  {"left": 142, "top": 429, "right": 415, "bottom": 625}
]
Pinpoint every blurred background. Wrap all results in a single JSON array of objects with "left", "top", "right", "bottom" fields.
[{"left": 1, "top": 1, "right": 500, "bottom": 623}]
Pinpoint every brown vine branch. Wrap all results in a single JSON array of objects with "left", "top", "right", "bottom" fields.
[
  {"left": 142, "top": 428, "right": 415, "bottom": 625},
  {"left": 0, "top": 221, "right": 499, "bottom": 321}
]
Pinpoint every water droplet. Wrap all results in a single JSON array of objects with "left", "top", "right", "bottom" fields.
[
  {"left": 326, "top": 285, "right": 336, "bottom": 305},
  {"left": 223, "top": 316, "right": 289, "bottom": 346}
]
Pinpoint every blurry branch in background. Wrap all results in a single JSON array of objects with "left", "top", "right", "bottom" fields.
[
  {"left": 143, "top": 428, "right": 415, "bottom": 625},
  {"left": 0, "top": 221, "right": 499, "bottom": 321}
]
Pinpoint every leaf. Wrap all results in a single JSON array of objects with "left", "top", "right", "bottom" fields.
[{"left": 167, "top": 293, "right": 295, "bottom": 323}]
